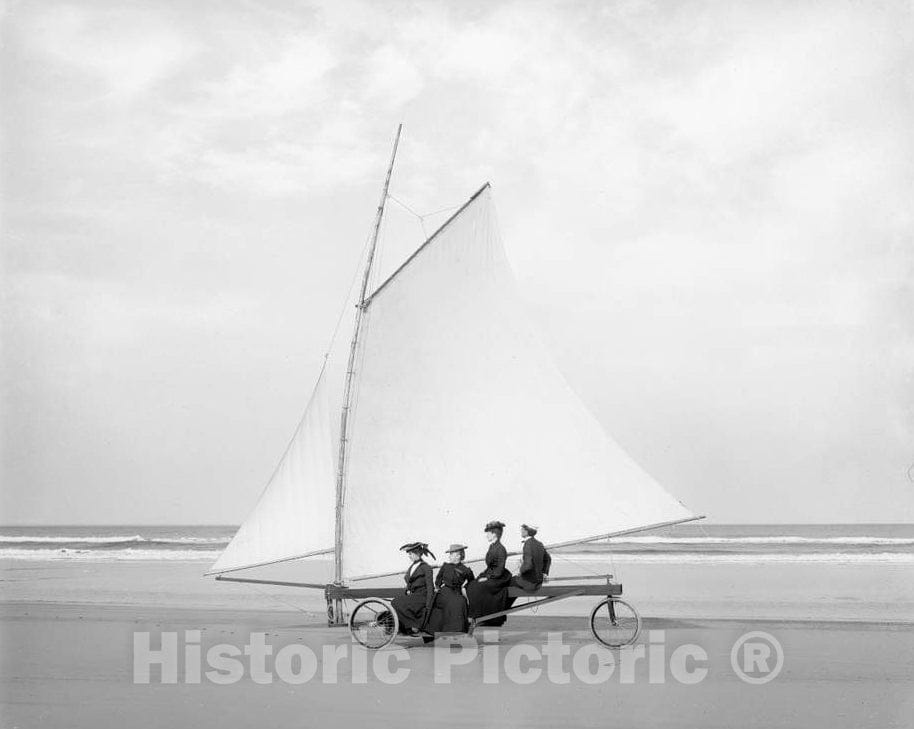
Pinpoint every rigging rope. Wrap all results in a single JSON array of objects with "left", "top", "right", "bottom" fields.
[
  {"left": 244, "top": 582, "right": 315, "bottom": 617},
  {"left": 552, "top": 546, "right": 608, "bottom": 578},
  {"left": 387, "top": 193, "right": 423, "bottom": 218},
  {"left": 388, "top": 193, "right": 428, "bottom": 239},
  {"left": 326, "top": 229, "right": 375, "bottom": 354},
  {"left": 387, "top": 193, "right": 462, "bottom": 242}
]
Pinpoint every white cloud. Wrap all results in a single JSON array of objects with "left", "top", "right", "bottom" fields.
[
  {"left": 434, "top": 22, "right": 524, "bottom": 80},
  {"left": 364, "top": 45, "right": 424, "bottom": 108},
  {"left": 202, "top": 37, "right": 338, "bottom": 119},
  {"left": 18, "top": 4, "right": 198, "bottom": 99}
]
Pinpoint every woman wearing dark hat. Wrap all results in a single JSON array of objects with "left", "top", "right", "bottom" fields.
[
  {"left": 390, "top": 542, "right": 436, "bottom": 634},
  {"left": 510, "top": 523, "right": 552, "bottom": 592},
  {"left": 426, "top": 544, "right": 475, "bottom": 634},
  {"left": 466, "top": 521, "right": 513, "bottom": 627}
]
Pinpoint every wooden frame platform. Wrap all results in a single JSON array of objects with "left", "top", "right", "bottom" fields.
[
  {"left": 474, "top": 575, "right": 621, "bottom": 626},
  {"left": 340, "top": 573, "right": 639, "bottom": 648},
  {"left": 327, "top": 574, "right": 621, "bottom": 626},
  {"left": 324, "top": 574, "right": 620, "bottom": 600},
  {"left": 216, "top": 574, "right": 623, "bottom": 629}
]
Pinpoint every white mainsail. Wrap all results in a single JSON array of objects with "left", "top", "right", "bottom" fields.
[
  {"left": 341, "top": 185, "right": 692, "bottom": 578},
  {"left": 212, "top": 183, "right": 694, "bottom": 580}
]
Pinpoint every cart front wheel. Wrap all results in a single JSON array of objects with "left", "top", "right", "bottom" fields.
[
  {"left": 349, "top": 598, "right": 398, "bottom": 649},
  {"left": 589, "top": 597, "right": 641, "bottom": 648}
]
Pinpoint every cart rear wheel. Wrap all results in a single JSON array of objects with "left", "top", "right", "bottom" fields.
[
  {"left": 349, "top": 598, "right": 398, "bottom": 649},
  {"left": 589, "top": 597, "right": 641, "bottom": 648}
]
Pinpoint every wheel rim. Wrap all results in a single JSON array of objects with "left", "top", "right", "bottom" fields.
[
  {"left": 349, "top": 599, "right": 398, "bottom": 649},
  {"left": 590, "top": 598, "right": 641, "bottom": 648}
]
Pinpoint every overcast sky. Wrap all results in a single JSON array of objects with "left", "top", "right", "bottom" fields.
[{"left": 2, "top": 0, "right": 912, "bottom": 525}]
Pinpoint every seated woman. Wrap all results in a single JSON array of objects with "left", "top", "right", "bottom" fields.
[
  {"left": 390, "top": 541, "right": 436, "bottom": 634},
  {"left": 426, "top": 544, "right": 475, "bottom": 635},
  {"left": 465, "top": 521, "right": 512, "bottom": 627}
]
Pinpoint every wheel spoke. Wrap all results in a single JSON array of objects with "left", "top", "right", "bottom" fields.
[
  {"left": 606, "top": 601, "right": 617, "bottom": 626},
  {"left": 349, "top": 599, "right": 398, "bottom": 649},
  {"left": 590, "top": 598, "right": 641, "bottom": 648}
]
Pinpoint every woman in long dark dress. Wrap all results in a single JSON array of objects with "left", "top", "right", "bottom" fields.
[
  {"left": 427, "top": 544, "right": 475, "bottom": 634},
  {"left": 466, "top": 521, "right": 512, "bottom": 627},
  {"left": 390, "top": 542, "right": 436, "bottom": 634}
]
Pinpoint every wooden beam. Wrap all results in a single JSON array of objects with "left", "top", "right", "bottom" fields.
[
  {"left": 324, "top": 581, "right": 621, "bottom": 601},
  {"left": 214, "top": 575, "right": 328, "bottom": 589}
]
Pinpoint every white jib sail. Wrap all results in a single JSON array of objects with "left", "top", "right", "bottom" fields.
[
  {"left": 208, "top": 287, "right": 359, "bottom": 575},
  {"left": 340, "top": 185, "right": 693, "bottom": 580},
  {"left": 208, "top": 372, "right": 335, "bottom": 574}
]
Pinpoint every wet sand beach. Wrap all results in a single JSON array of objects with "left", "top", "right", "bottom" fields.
[
  {"left": 3, "top": 601, "right": 913, "bottom": 729},
  {"left": 2, "top": 558, "right": 913, "bottom": 728}
]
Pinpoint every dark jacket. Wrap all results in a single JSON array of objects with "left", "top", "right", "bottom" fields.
[
  {"left": 404, "top": 560, "right": 435, "bottom": 611},
  {"left": 436, "top": 562, "right": 475, "bottom": 591},
  {"left": 519, "top": 537, "right": 551, "bottom": 586},
  {"left": 478, "top": 541, "right": 509, "bottom": 581}
]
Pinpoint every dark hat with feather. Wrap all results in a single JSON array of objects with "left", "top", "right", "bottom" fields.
[
  {"left": 399, "top": 541, "right": 436, "bottom": 560},
  {"left": 484, "top": 520, "right": 506, "bottom": 533}
]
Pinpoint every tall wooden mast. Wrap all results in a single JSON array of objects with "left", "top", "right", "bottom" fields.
[{"left": 333, "top": 124, "right": 402, "bottom": 591}]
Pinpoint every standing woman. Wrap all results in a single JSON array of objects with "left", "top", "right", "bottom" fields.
[
  {"left": 390, "top": 542, "right": 436, "bottom": 634},
  {"left": 427, "top": 544, "right": 475, "bottom": 634},
  {"left": 466, "top": 521, "right": 512, "bottom": 626}
]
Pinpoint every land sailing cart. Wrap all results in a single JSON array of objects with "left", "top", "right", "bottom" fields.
[
  {"left": 208, "top": 126, "right": 702, "bottom": 641},
  {"left": 339, "top": 573, "right": 638, "bottom": 650},
  {"left": 219, "top": 563, "right": 648, "bottom": 651}
]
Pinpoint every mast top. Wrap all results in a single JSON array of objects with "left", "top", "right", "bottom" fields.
[{"left": 363, "top": 181, "right": 491, "bottom": 307}]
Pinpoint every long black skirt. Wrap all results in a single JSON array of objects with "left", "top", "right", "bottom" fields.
[
  {"left": 466, "top": 572, "right": 512, "bottom": 627},
  {"left": 390, "top": 590, "right": 430, "bottom": 633},
  {"left": 426, "top": 587, "right": 469, "bottom": 634}
]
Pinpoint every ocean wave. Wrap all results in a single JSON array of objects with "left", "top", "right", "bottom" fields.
[
  {"left": 2, "top": 549, "right": 913, "bottom": 564},
  {"left": 559, "top": 552, "right": 914, "bottom": 564},
  {"left": 0, "top": 548, "right": 219, "bottom": 561},
  {"left": 0, "top": 535, "right": 230, "bottom": 548},
  {"left": 600, "top": 536, "right": 914, "bottom": 546}
]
